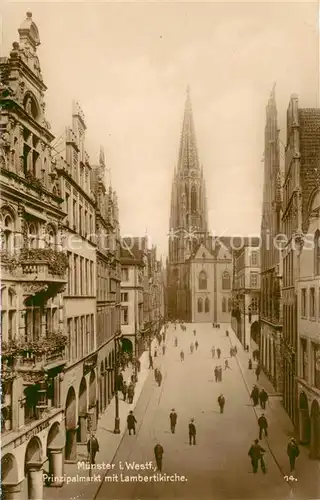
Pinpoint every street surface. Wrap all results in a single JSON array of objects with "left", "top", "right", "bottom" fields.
[{"left": 94, "top": 323, "right": 295, "bottom": 500}]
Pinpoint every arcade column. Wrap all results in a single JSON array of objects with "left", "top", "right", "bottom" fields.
[
  {"left": 1, "top": 481, "right": 24, "bottom": 500},
  {"left": 26, "top": 462, "right": 44, "bottom": 500},
  {"left": 65, "top": 428, "right": 77, "bottom": 463},
  {"left": 48, "top": 448, "right": 64, "bottom": 487},
  {"left": 78, "top": 414, "right": 88, "bottom": 443}
]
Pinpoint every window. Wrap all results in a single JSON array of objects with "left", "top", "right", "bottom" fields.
[
  {"left": 197, "top": 298, "right": 203, "bottom": 313},
  {"left": 73, "top": 255, "right": 78, "bottom": 295},
  {"left": 80, "top": 257, "right": 84, "bottom": 295},
  {"left": 191, "top": 185, "right": 197, "bottom": 212},
  {"left": 250, "top": 272, "right": 259, "bottom": 288},
  {"left": 301, "top": 288, "right": 307, "bottom": 317},
  {"left": 251, "top": 297, "right": 259, "bottom": 314},
  {"left": 312, "top": 343, "right": 320, "bottom": 390},
  {"left": 222, "top": 297, "right": 226, "bottom": 313},
  {"left": 205, "top": 297, "right": 210, "bottom": 313},
  {"left": 228, "top": 298, "right": 232, "bottom": 313},
  {"left": 198, "top": 271, "right": 207, "bottom": 290},
  {"left": 121, "top": 306, "right": 129, "bottom": 325},
  {"left": 310, "top": 288, "right": 315, "bottom": 318},
  {"left": 121, "top": 293, "right": 128, "bottom": 302},
  {"left": 73, "top": 200, "right": 77, "bottom": 228},
  {"left": 0, "top": 211, "right": 14, "bottom": 252},
  {"left": 1, "top": 288, "right": 16, "bottom": 342},
  {"left": 25, "top": 298, "right": 40, "bottom": 342},
  {"left": 27, "top": 222, "right": 38, "bottom": 249},
  {"left": 315, "top": 230, "right": 320, "bottom": 275},
  {"left": 121, "top": 268, "right": 129, "bottom": 281},
  {"left": 222, "top": 271, "right": 231, "bottom": 290},
  {"left": 250, "top": 251, "right": 258, "bottom": 266},
  {"left": 300, "top": 338, "right": 307, "bottom": 380},
  {"left": 46, "top": 226, "right": 56, "bottom": 248}
]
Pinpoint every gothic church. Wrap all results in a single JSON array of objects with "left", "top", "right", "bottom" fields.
[{"left": 167, "top": 89, "right": 235, "bottom": 323}]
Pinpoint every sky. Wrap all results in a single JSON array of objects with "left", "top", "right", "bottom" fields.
[{"left": 1, "top": 1, "right": 319, "bottom": 257}]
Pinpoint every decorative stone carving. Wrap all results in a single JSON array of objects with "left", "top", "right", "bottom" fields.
[{"left": 22, "top": 283, "right": 49, "bottom": 296}]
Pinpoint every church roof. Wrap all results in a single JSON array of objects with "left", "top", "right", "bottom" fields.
[{"left": 188, "top": 236, "right": 260, "bottom": 261}]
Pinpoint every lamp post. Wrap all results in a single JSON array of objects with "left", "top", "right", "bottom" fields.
[{"left": 113, "top": 334, "right": 120, "bottom": 434}]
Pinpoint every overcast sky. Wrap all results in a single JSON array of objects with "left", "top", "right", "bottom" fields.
[{"left": 1, "top": 2, "right": 319, "bottom": 257}]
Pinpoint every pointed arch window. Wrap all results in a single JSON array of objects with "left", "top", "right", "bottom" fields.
[
  {"left": 28, "top": 222, "right": 38, "bottom": 249},
  {"left": 205, "top": 297, "right": 210, "bottom": 313},
  {"left": 191, "top": 185, "right": 197, "bottom": 213},
  {"left": 1, "top": 287, "right": 16, "bottom": 343},
  {"left": 198, "top": 271, "right": 207, "bottom": 290},
  {"left": 315, "top": 230, "right": 320, "bottom": 275},
  {"left": 0, "top": 210, "right": 15, "bottom": 252},
  {"left": 222, "top": 271, "right": 231, "bottom": 290},
  {"left": 228, "top": 298, "right": 232, "bottom": 313},
  {"left": 46, "top": 225, "right": 56, "bottom": 249},
  {"left": 222, "top": 297, "right": 226, "bottom": 313},
  {"left": 197, "top": 298, "right": 203, "bottom": 313}
]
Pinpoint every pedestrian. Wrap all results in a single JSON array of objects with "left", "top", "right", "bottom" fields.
[
  {"left": 224, "top": 359, "right": 230, "bottom": 370},
  {"left": 180, "top": 350, "right": 184, "bottom": 362},
  {"left": 169, "top": 409, "right": 177, "bottom": 433},
  {"left": 127, "top": 410, "right": 137, "bottom": 435},
  {"left": 154, "top": 443, "right": 164, "bottom": 472},
  {"left": 218, "top": 366, "right": 223, "bottom": 382},
  {"left": 211, "top": 346, "right": 215, "bottom": 359},
  {"left": 174, "top": 337, "right": 178, "bottom": 347},
  {"left": 154, "top": 348, "right": 158, "bottom": 358},
  {"left": 248, "top": 439, "right": 266, "bottom": 474},
  {"left": 218, "top": 394, "right": 225, "bottom": 413},
  {"left": 116, "top": 372, "right": 124, "bottom": 392},
  {"left": 188, "top": 418, "right": 196, "bottom": 445},
  {"left": 149, "top": 354, "right": 153, "bottom": 369},
  {"left": 136, "top": 358, "right": 141, "bottom": 372},
  {"left": 122, "top": 381, "right": 128, "bottom": 401},
  {"left": 234, "top": 346, "right": 237, "bottom": 355},
  {"left": 154, "top": 367, "right": 159, "bottom": 382},
  {"left": 162, "top": 344, "right": 166, "bottom": 355},
  {"left": 130, "top": 374, "right": 136, "bottom": 385},
  {"left": 248, "top": 358, "right": 253, "bottom": 370},
  {"left": 195, "top": 340, "right": 199, "bottom": 350},
  {"left": 217, "top": 348, "right": 221, "bottom": 359},
  {"left": 226, "top": 330, "right": 229, "bottom": 337},
  {"left": 127, "top": 382, "right": 135, "bottom": 404},
  {"left": 258, "top": 413, "right": 268, "bottom": 440},
  {"left": 190, "top": 343, "right": 194, "bottom": 354},
  {"left": 259, "top": 389, "right": 269, "bottom": 410},
  {"left": 214, "top": 365, "right": 218, "bottom": 382},
  {"left": 87, "top": 433, "right": 99, "bottom": 464},
  {"left": 163, "top": 332, "right": 166, "bottom": 343},
  {"left": 193, "top": 329, "right": 196, "bottom": 336},
  {"left": 157, "top": 370, "right": 162, "bottom": 387},
  {"left": 287, "top": 438, "right": 300, "bottom": 473},
  {"left": 230, "top": 347, "right": 233, "bottom": 357},
  {"left": 255, "top": 364, "right": 261, "bottom": 382},
  {"left": 212, "top": 322, "right": 215, "bottom": 328},
  {"left": 250, "top": 385, "right": 259, "bottom": 406}
]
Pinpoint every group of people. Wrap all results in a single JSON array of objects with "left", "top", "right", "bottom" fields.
[
  {"left": 212, "top": 323, "right": 221, "bottom": 328},
  {"left": 211, "top": 347, "right": 221, "bottom": 359},
  {"left": 116, "top": 372, "right": 136, "bottom": 404}
]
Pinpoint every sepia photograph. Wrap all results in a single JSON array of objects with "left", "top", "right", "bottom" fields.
[{"left": 0, "top": 1, "right": 319, "bottom": 499}]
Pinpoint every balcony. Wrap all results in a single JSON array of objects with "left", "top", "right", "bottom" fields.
[
  {"left": 1, "top": 332, "right": 68, "bottom": 382},
  {"left": 1, "top": 249, "right": 68, "bottom": 281}
]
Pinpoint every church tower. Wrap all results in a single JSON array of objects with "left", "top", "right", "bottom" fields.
[{"left": 167, "top": 88, "right": 209, "bottom": 321}]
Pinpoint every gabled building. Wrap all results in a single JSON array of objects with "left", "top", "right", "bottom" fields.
[{"left": 260, "top": 86, "right": 283, "bottom": 392}]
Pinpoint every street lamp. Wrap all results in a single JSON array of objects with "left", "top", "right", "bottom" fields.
[{"left": 113, "top": 333, "right": 120, "bottom": 434}]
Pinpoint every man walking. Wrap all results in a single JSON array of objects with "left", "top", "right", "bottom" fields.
[
  {"left": 127, "top": 382, "right": 135, "bottom": 404},
  {"left": 193, "top": 329, "right": 196, "bottom": 336},
  {"left": 190, "top": 343, "right": 194, "bottom": 354},
  {"left": 154, "top": 443, "right": 164, "bottom": 472},
  {"left": 195, "top": 340, "right": 199, "bottom": 351},
  {"left": 189, "top": 419, "right": 196, "bottom": 445},
  {"left": 287, "top": 438, "right": 300, "bottom": 473},
  {"left": 248, "top": 439, "right": 266, "bottom": 474},
  {"left": 250, "top": 385, "right": 259, "bottom": 406},
  {"left": 157, "top": 370, "right": 163, "bottom": 387},
  {"left": 217, "top": 348, "right": 221, "bottom": 359},
  {"left": 149, "top": 354, "right": 153, "bottom": 369},
  {"left": 214, "top": 366, "right": 219, "bottom": 382},
  {"left": 255, "top": 363, "right": 261, "bottom": 382},
  {"left": 211, "top": 346, "right": 215, "bottom": 359},
  {"left": 122, "top": 381, "right": 128, "bottom": 401},
  {"left": 127, "top": 410, "right": 137, "bottom": 435},
  {"left": 259, "top": 388, "right": 269, "bottom": 409},
  {"left": 218, "top": 366, "right": 223, "bottom": 382},
  {"left": 180, "top": 350, "right": 184, "bottom": 362},
  {"left": 258, "top": 413, "right": 268, "bottom": 440},
  {"left": 162, "top": 344, "right": 166, "bottom": 355},
  {"left": 169, "top": 409, "right": 177, "bottom": 433},
  {"left": 87, "top": 433, "right": 99, "bottom": 464},
  {"left": 218, "top": 394, "right": 225, "bottom": 413}
]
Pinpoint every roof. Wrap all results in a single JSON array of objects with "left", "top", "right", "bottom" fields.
[{"left": 120, "top": 237, "right": 147, "bottom": 265}]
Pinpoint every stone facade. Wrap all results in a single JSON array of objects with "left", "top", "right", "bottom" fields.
[
  {"left": 259, "top": 87, "right": 283, "bottom": 392},
  {"left": 0, "top": 13, "right": 122, "bottom": 499}
]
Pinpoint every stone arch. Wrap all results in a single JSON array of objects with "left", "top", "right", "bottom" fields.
[
  {"left": 65, "top": 386, "right": 77, "bottom": 461},
  {"left": 222, "top": 271, "right": 231, "bottom": 290},
  {"left": 197, "top": 297, "right": 203, "bottom": 313},
  {"left": 47, "top": 421, "right": 64, "bottom": 450},
  {"left": 250, "top": 321, "right": 260, "bottom": 344},
  {"left": 204, "top": 297, "right": 210, "bottom": 313},
  {"left": 65, "top": 386, "right": 76, "bottom": 430},
  {"left": 23, "top": 91, "right": 40, "bottom": 120},
  {"left": 222, "top": 297, "right": 226, "bottom": 313},
  {"left": 121, "top": 338, "right": 133, "bottom": 353},
  {"left": 1, "top": 453, "right": 19, "bottom": 485},
  {"left": 78, "top": 377, "right": 87, "bottom": 416},
  {"left": 310, "top": 400, "right": 320, "bottom": 458},
  {"left": 198, "top": 270, "right": 207, "bottom": 290},
  {"left": 298, "top": 392, "right": 310, "bottom": 445},
  {"left": 24, "top": 436, "right": 43, "bottom": 472}
]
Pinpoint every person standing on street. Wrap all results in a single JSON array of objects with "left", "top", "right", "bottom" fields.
[
  {"left": 287, "top": 438, "right": 300, "bottom": 473},
  {"left": 154, "top": 443, "right": 164, "bottom": 472},
  {"left": 218, "top": 394, "right": 225, "bottom": 413},
  {"left": 193, "top": 329, "right": 196, "bottom": 336},
  {"left": 218, "top": 366, "right": 223, "bottom": 382},
  {"left": 154, "top": 348, "right": 158, "bottom": 358},
  {"left": 195, "top": 340, "right": 199, "bottom": 350},
  {"left": 149, "top": 354, "right": 153, "bottom": 369},
  {"left": 127, "top": 411, "right": 137, "bottom": 435},
  {"left": 250, "top": 385, "right": 259, "bottom": 406},
  {"left": 162, "top": 344, "right": 166, "bottom": 355},
  {"left": 217, "top": 348, "right": 221, "bottom": 359},
  {"left": 157, "top": 370, "right": 162, "bottom": 387},
  {"left": 214, "top": 366, "right": 219, "bottom": 382},
  {"left": 189, "top": 419, "right": 196, "bottom": 445},
  {"left": 180, "top": 350, "right": 184, "bottom": 362},
  {"left": 87, "top": 433, "right": 99, "bottom": 464},
  {"left": 258, "top": 413, "right": 268, "bottom": 440},
  {"left": 211, "top": 346, "right": 216, "bottom": 359},
  {"left": 169, "top": 409, "right": 177, "bottom": 433},
  {"left": 174, "top": 337, "right": 178, "bottom": 347},
  {"left": 255, "top": 363, "right": 261, "bottom": 382},
  {"left": 248, "top": 439, "right": 266, "bottom": 474},
  {"left": 190, "top": 343, "right": 194, "bottom": 354},
  {"left": 127, "top": 382, "right": 135, "bottom": 404},
  {"left": 224, "top": 359, "right": 230, "bottom": 370},
  {"left": 122, "top": 381, "right": 128, "bottom": 401},
  {"left": 116, "top": 372, "right": 124, "bottom": 392},
  {"left": 259, "top": 389, "right": 269, "bottom": 409}
]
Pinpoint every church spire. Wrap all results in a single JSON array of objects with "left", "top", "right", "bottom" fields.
[{"left": 177, "top": 86, "right": 200, "bottom": 172}]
